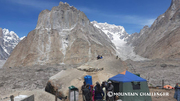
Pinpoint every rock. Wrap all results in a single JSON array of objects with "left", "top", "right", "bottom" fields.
[
  {"left": 45, "top": 69, "right": 84, "bottom": 98},
  {"left": 45, "top": 81, "right": 67, "bottom": 99},
  {"left": 77, "top": 65, "right": 103, "bottom": 72},
  {"left": 160, "top": 64, "right": 167, "bottom": 68}
]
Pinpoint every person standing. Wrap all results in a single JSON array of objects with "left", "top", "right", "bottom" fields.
[
  {"left": 103, "top": 81, "right": 108, "bottom": 100},
  {"left": 101, "top": 82, "right": 106, "bottom": 101},
  {"left": 82, "top": 81, "right": 87, "bottom": 101},
  {"left": 94, "top": 82, "right": 104, "bottom": 101},
  {"left": 83, "top": 85, "right": 92, "bottom": 101},
  {"left": 90, "top": 85, "right": 95, "bottom": 101},
  {"left": 107, "top": 81, "right": 114, "bottom": 101}
]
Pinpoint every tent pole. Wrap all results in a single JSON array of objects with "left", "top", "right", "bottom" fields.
[{"left": 55, "top": 89, "right": 58, "bottom": 101}]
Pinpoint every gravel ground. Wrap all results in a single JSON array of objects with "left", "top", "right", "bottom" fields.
[
  {"left": 0, "top": 58, "right": 180, "bottom": 101},
  {"left": 0, "top": 65, "right": 67, "bottom": 96},
  {"left": 125, "top": 59, "right": 180, "bottom": 87}
]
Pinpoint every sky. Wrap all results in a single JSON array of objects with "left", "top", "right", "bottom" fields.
[{"left": 0, "top": 0, "right": 171, "bottom": 37}]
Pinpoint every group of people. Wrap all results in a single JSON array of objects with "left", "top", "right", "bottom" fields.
[{"left": 81, "top": 81, "right": 114, "bottom": 101}]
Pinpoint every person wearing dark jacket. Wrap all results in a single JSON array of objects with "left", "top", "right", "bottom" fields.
[
  {"left": 83, "top": 84, "right": 92, "bottom": 101},
  {"left": 82, "top": 81, "right": 87, "bottom": 101},
  {"left": 94, "top": 82, "right": 104, "bottom": 101}
]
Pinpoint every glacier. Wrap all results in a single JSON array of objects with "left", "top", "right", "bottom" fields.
[{"left": 91, "top": 21, "right": 148, "bottom": 61}]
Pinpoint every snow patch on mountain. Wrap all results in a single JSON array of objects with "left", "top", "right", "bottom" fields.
[
  {"left": 0, "top": 28, "right": 23, "bottom": 60},
  {"left": 20, "top": 36, "right": 26, "bottom": 40},
  {"left": 91, "top": 21, "right": 148, "bottom": 61}
]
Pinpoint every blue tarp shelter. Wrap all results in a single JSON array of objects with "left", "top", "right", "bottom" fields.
[{"left": 108, "top": 71, "right": 152, "bottom": 101}]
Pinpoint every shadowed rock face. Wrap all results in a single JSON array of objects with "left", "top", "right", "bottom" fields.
[
  {"left": 127, "top": 0, "right": 180, "bottom": 59},
  {"left": 3, "top": 2, "right": 115, "bottom": 68}
]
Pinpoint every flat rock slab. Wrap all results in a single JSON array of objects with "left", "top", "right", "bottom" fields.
[{"left": 77, "top": 65, "right": 103, "bottom": 72}]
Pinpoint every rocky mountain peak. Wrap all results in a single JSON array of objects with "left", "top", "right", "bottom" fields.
[
  {"left": 36, "top": 2, "right": 89, "bottom": 34},
  {"left": 139, "top": 25, "right": 149, "bottom": 35},
  {"left": 171, "top": 0, "right": 180, "bottom": 11},
  {"left": 3, "top": 2, "right": 115, "bottom": 68},
  {"left": 127, "top": 0, "right": 180, "bottom": 59},
  {"left": 59, "top": 2, "right": 70, "bottom": 7}
]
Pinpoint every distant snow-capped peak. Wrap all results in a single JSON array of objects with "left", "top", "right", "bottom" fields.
[
  {"left": 91, "top": 21, "right": 129, "bottom": 47},
  {"left": 0, "top": 28, "right": 24, "bottom": 60},
  {"left": 3, "top": 28, "right": 19, "bottom": 39},
  {"left": 2, "top": 28, "right": 20, "bottom": 49},
  {"left": 92, "top": 21, "right": 126, "bottom": 34}
]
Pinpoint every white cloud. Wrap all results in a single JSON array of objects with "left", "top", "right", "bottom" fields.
[
  {"left": 8, "top": 0, "right": 57, "bottom": 10},
  {"left": 102, "top": 14, "right": 156, "bottom": 27},
  {"left": 76, "top": 7, "right": 156, "bottom": 27}
]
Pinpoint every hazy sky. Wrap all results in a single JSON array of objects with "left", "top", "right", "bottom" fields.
[{"left": 0, "top": 0, "right": 171, "bottom": 37}]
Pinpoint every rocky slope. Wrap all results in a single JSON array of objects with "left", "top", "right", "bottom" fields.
[
  {"left": 0, "top": 28, "right": 24, "bottom": 60},
  {"left": 92, "top": 21, "right": 148, "bottom": 61},
  {"left": 3, "top": 2, "right": 116, "bottom": 68},
  {"left": 127, "top": 0, "right": 180, "bottom": 59}
]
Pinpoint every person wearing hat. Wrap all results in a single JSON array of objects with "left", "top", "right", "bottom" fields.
[
  {"left": 94, "top": 82, "right": 104, "bottom": 101},
  {"left": 107, "top": 81, "right": 114, "bottom": 101}
]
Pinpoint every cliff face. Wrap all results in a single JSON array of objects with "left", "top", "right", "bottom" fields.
[
  {"left": 3, "top": 2, "right": 115, "bottom": 68},
  {"left": 128, "top": 0, "right": 180, "bottom": 59}
]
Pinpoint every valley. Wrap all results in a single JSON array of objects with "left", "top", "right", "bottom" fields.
[{"left": 0, "top": 0, "right": 180, "bottom": 101}]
